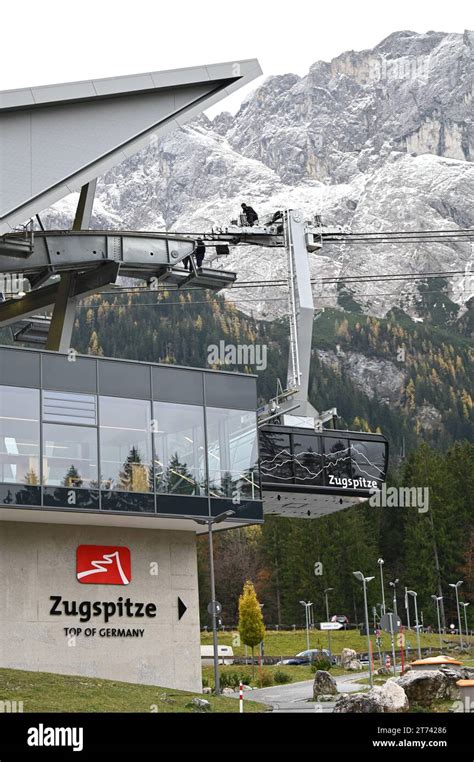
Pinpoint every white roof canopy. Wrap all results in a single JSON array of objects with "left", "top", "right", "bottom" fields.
[{"left": 0, "top": 59, "right": 261, "bottom": 233}]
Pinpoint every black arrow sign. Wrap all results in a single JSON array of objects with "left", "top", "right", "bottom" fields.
[{"left": 178, "top": 597, "right": 187, "bottom": 621}]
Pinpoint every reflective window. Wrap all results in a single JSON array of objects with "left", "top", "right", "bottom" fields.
[
  {"left": 153, "top": 402, "right": 206, "bottom": 496},
  {"left": 43, "top": 423, "right": 98, "bottom": 488},
  {"left": 323, "top": 436, "right": 352, "bottom": 482},
  {"left": 350, "top": 440, "right": 386, "bottom": 484},
  {"left": 0, "top": 385, "right": 40, "bottom": 485},
  {"left": 259, "top": 431, "right": 293, "bottom": 482},
  {"left": 206, "top": 408, "right": 259, "bottom": 499},
  {"left": 100, "top": 396, "right": 152, "bottom": 492},
  {"left": 43, "top": 391, "right": 97, "bottom": 425},
  {"left": 293, "top": 433, "right": 323, "bottom": 485}
]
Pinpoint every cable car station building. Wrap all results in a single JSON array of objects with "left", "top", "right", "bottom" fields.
[
  {"left": 0, "top": 60, "right": 265, "bottom": 692},
  {"left": 0, "top": 60, "right": 387, "bottom": 692},
  {"left": 0, "top": 347, "right": 261, "bottom": 691}
]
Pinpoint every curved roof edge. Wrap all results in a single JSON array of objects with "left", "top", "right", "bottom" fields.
[{"left": 0, "top": 59, "right": 262, "bottom": 234}]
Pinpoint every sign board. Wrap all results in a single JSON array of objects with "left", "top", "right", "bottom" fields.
[
  {"left": 207, "top": 600, "right": 222, "bottom": 616},
  {"left": 320, "top": 622, "right": 343, "bottom": 630},
  {"left": 380, "top": 613, "right": 401, "bottom": 634}
]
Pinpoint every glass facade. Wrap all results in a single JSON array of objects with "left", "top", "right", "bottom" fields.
[
  {"left": 0, "top": 370, "right": 262, "bottom": 517},
  {"left": 43, "top": 423, "right": 98, "bottom": 489},
  {"left": 153, "top": 401, "right": 206, "bottom": 496},
  {"left": 0, "top": 385, "right": 40, "bottom": 485},
  {"left": 206, "top": 408, "right": 259, "bottom": 499},
  {"left": 100, "top": 396, "right": 152, "bottom": 493}
]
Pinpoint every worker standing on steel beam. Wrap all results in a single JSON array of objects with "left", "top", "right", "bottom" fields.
[
  {"left": 195, "top": 238, "right": 206, "bottom": 268},
  {"left": 184, "top": 238, "right": 206, "bottom": 271},
  {"left": 241, "top": 203, "right": 259, "bottom": 227}
]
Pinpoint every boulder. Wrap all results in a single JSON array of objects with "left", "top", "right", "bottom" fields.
[
  {"left": 334, "top": 693, "right": 384, "bottom": 713},
  {"left": 341, "top": 648, "right": 357, "bottom": 669},
  {"left": 334, "top": 681, "right": 408, "bottom": 713},
  {"left": 377, "top": 667, "right": 392, "bottom": 676},
  {"left": 313, "top": 670, "right": 338, "bottom": 700},
  {"left": 376, "top": 680, "right": 409, "bottom": 712},
  {"left": 186, "top": 698, "right": 211, "bottom": 711},
  {"left": 221, "top": 687, "right": 235, "bottom": 695},
  {"left": 347, "top": 659, "right": 363, "bottom": 671},
  {"left": 396, "top": 668, "right": 461, "bottom": 707},
  {"left": 317, "top": 694, "right": 338, "bottom": 702}
]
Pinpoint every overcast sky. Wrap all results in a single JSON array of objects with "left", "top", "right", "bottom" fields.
[{"left": 1, "top": 1, "right": 472, "bottom": 116}]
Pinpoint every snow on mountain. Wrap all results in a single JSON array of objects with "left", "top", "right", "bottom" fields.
[{"left": 42, "top": 30, "right": 474, "bottom": 320}]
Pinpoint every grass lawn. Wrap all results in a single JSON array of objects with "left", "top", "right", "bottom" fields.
[
  {"left": 201, "top": 628, "right": 473, "bottom": 659},
  {"left": 0, "top": 668, "right": 267, "bottom": 713}
]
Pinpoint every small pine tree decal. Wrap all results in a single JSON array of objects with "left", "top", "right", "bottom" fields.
[
  {"left": 63, "top": 464, "right": 83, "bottom": 488},
  {"left": 25, "top": 468, "right": 39, "bottom": 486},
  {"left": 238, "top": 580, "right": 265, "bottom": 676},
  {"left": 119, "top": 446, "right": 149, "bottom": 492}
]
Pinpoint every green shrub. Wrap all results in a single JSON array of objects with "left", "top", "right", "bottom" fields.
[
  {"left": 257, "top": 671, "right": 274, "bottom": 688},
  {"left": 218, "top": 671, "right": 240, "bottom": 689},
  {"left": 237, "top": 672, "right": 252, "bottom": 686},
  {"left": 312, "top": 657, "right": 332, "bottom": 672},
  {"left": 273, "top": 670, "right": 292, "bottom": 684}
]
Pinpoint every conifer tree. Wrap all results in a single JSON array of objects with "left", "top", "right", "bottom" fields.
[{"left": 238, "top": 580, "right": 265, "bottom": 674}]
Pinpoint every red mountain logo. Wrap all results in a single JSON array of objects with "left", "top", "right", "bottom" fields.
[{"left": 76, "top": 545, "right": 131, "bottom": 585}]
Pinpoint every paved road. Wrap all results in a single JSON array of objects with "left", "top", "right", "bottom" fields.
[{"left": 234, "top": 671, "right": 372, "bottom": 713}]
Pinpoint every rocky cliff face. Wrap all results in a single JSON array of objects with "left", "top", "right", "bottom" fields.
[
  {"left": 224, "top": 30, "right": 473, "bottom": 184},
  {"left": 43, "top": 30, "right": 473, "bottom": 322}
]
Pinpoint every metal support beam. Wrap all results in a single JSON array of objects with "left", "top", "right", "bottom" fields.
[
  {"left": 72, "top": 180, "right": 97, "bottom": 231},
  {"left": 283, "top": 210, "right": 318, "bottom": 420},
  {"left": 45, "top": 272, "right": 78, "bottom": 352},
  {"left": 0, "top": 262, "right": 119, "bottom": 330}
]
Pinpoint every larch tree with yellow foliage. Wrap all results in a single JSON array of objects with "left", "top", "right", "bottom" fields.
[{"left": 238, "top": 580, "right": 265, "bottom": 674}]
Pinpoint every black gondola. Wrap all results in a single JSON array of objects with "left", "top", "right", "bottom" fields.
[{"left": 259, "top": 423, "right": 388, "bottom": 517}]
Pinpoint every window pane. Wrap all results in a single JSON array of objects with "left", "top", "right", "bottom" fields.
[
  {"left": 100, "top": 396, "right": 152, "bottom": 492},
  {"left": 43, "top": 390, "right": 96, "bottom": 425},
  {"left": 43, "top": 423, "right": 98, "bottom": 488},
  {"left": 259, "top": 431, "right": 293, "bottom": 482},
  {"left": 350, "top": 440, "right": 386, "bottom": 484},
  {"left": 0, "top": 385, "right": 40, "bottom": 484},
  {"left": 206, "top": 408, "right": 259, "bottom": 499},
  {"left": 293, "top": 433, "right": 323, "bottom": 486},
  {"left": 153, "top": 402, "right": 205, "bottom": 496},
  {"left": 323, "top": 436, "right": 351, "bottom": 482}
]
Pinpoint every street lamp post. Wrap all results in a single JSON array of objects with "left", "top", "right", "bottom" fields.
[
  {"left": 407, "top": 590, "right": 421, "bottom": 658},
  {"left": 389, "top": 579, "right": 399, "bottom": 622},
  {"left": 353, "top": 571, "right": 375, "bottom": 688},
  {"left": 405, "top": 586, "right": 411, "bottom": 630},
  {"left": 324, "top": 587, "right": 334, "bottom": 658},
  {"left": 449, "top": 581, "right": 464, "bottom": 649},
  {"left": 431, "top": 595, "right": 443, "bottom": 652},
  {"left": 460, "top": 602, "right": 470, "bottom": 648},
  {"left": 194, "top": 509, "right": 235, "bottom": 696},
  {"left": 377, "top": 558, "right": 386, "bottom": 615},
  {"left": 300, "top": 600, "right": 312, "bottom": 651}
]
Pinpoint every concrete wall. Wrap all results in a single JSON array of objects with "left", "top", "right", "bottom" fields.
[{"left": 0, "top": 521, "right": 202, "bottom": 693}]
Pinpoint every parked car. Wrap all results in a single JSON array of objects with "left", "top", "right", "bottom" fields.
[
  {"left": 331, "top": 614, "right": 349, "bottom": 628},
  {"left": 277, "top": 648, "right": 333, "bottom": 666}
]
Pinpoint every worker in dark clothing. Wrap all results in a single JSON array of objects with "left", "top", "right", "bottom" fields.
[
  {"left": 195, "top": 238, "right": 206, "bottom": 268},
  {"left": 183, "top": 238, "right": 206, "bottom": 271},
  {"left": 241, "top": 203, "right": 259, "bottom": 227}
]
